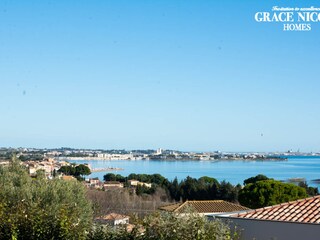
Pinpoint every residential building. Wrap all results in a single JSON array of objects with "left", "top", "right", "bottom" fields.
[
  {"left": 128, "top": 179, "right": 139, "bottom": 186},
  {"left": 160, "top": 200, "right": 249, "bottom": 216},
  {"left": 104, "top": 181, "right": 124, "bottom": 189},
  {"left": 95, "top": 213, "right": 129, "bottom": 226},
  {"left": 216, "top": 195, "right": 320, "bottom": 240},
  {"left": 128, "top": 179, "right": 152, "bottom": 188},
  {"left": 97, "top": 153, "right": 134, "bottom": 160},
  {"left": 84, "top": 178, "right": 104, "bottom": 189}
]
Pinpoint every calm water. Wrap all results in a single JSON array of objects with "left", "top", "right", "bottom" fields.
[{"left": 68, "top": 156, "right": 320, "bottom": 187}]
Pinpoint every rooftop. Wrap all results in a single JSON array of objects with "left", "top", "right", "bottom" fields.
[
  {"left": 61, "top": 175, "right": 76, "bottom": 181},
  {"left": 160, "top": 200, "right": 250, "bottom": 214},
  {"left": 230, "top": 195, "right": 320, "bottom": 224},
  {"left": 104, "top": 181, "right": 122, "bottom": 184},
  {"left": 95, "top": 213, "right": 129, "bottom": 221}
]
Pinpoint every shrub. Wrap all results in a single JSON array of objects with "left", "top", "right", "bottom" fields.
[
  {"left": 0, "top": 157, "right": 93, "bottom": 239},
  {"left": 239, "top": 180, "right": 308, "bottom": 209},
  {"left": 88, "top": 208, "right": 236, "bottom": 240}
]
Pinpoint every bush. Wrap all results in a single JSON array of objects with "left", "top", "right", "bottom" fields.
[
  {"left": 88, "top": 208, "right": 236, "bottom": 240},
  {"left": 0, "top": 157, "right": 93, "bottom": 239},
  {"left": 239, "top": 179, "right": 308, "bottom": 209}
]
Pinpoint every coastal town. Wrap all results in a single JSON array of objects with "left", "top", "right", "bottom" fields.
[
  {"left": 2, "top": 146, "right": 315, "bottom": 163},
  {"left": 0, "top": 146, "right": 319, "bottom": 191},
  {"left": 0, "top": 151, "right": 151, "bottom": 191},
  {"left": 0, "top": 146, "right": 319, "bottom": 239},
  {"left": 2, "top": 0, "right": 319, "bottom": 238}
]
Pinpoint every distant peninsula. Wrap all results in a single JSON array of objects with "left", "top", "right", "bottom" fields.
[{"left": 1, "top": 147, "right": 318, "bottom": 163}]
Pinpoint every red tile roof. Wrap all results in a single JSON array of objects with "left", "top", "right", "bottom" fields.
[
  {"left": 231, "top": 195, "right": 320, "bottom": 224},
  {"left": 160, "top": 200, "right": 250, "bottom": 213}
]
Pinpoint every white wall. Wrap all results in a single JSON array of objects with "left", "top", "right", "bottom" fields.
[
  {"left": 216, "top": 216, "right": 320, "bottom": 240},
  {"left": 114, "top": 218, "right": 129, "bottom": 225}
]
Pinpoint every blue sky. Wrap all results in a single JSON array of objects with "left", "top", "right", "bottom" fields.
[{"left": 1, "top": 0, "right": 320, "bottom": 152}]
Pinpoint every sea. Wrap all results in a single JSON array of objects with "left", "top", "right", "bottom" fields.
[{"left": 67, "top": 156, "right": 320, "bottom": 188}]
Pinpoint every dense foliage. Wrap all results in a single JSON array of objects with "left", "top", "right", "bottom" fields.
[
  {"left": 243, "top": 174, "right": 271, "bottom": 185},
  {"left": 88, "top": 209, "right": 236, "bottom": 240},
  {"left": 104, "top": 173, "right": 241, "bottom": 202},
  {"left": 104, "top": 173, "right": 167, "bottom": 185},
  {"left": 58, "top": 164, "right": 91, "bottom": 179},
  {"left": 298, "top": 181, "right": 319, "bottom": 196},
  {"left": 104, "top": 172, "right": 318, "bottom": 209},
  {"left": 0, "top": 157, "right": 93, "bottom": 239},
  {"left": 239, "top": 179, "right": 308, "bottom": 209}
]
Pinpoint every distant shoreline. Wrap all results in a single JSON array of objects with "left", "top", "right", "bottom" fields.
[
  {"left": 56, "top": 157, "right": 287, "bottom": 162},
  {"left": 91, "top": 167, "right": 124, "bottom": 172}
]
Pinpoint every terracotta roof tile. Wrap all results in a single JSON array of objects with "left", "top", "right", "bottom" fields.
[
  {"left": 160, "top": 200, "right": 249, "bottom": 213},
  {"left": 159, "top": 203, "right": 182, "bottom": 212},
  {"left": 231, "top": 195, "right": 320, "bottom": 224}
]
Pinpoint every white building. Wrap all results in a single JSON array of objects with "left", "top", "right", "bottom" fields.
[
  {"left": 156, "top": 148, "right": 163, "bottom": 155},
  {"left": 95, "top": 213, "right": 129, "bottom": 226}
]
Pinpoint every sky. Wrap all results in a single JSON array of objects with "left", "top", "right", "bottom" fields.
[{"left": 0, "top": 0, "right": 320, "bottom": 152}]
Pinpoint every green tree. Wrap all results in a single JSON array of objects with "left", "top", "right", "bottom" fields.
[
  {"left": 243, "top": 174, "right": 270, "bottom": 185},
  {"left": 128, "top": 173, "right": 138, "bottom": 180},
  {"left": 168, "top": 177, "right": 180, "bottom": 201},
  {"left": 0, "top": 157, "right": 93, "bottom": 239},
  {"left": 88, "top": 208, "right": 237, "bottom": 240},
  {"left": 239, "top": 180, "right": 308, "bottom": 209},
  {"left": 103, "top": 173, "right": 116, "bottom": 181},
  {"left": 180, "top": 176, "right": 198, "bottom": 200},
  {"left": 104, "top": 173, "right": 126, "bottom": 182},
  {"left": 52, "top": 169, "right": 57, "bottom": 178},
  {"left": 18, "top": 155, "right": 28, "bottom": 161},
  {"left": 198, "top": 176, "right": 219, "bottom": 186},
  {"left": 115, "top": 174, "right": 126, "bottom": 182},
  {"left": 58, "top": 165, "right": 75, "bottom": 175},
  {"left": 298, "top": 181, "right": 319, "bottom": 196},
  {"left": 150, "top": 173, "right": 166, "bottom": 185},
  {"left": 100, "top": 173, "right": 241, "bottom": 202},
  {"left": 36, "top": 169, "right": 46, "bottom": 179},
  {"left": 75, "top": 164, "right": 91, "bottom": 176},
  {"left": 58, "top": 164, "right": 91, "bottom": 179},
  {"left": 136, "top": 184, "right": 156, "bottom": 196},
  {"left": 218, "top": 180, "right": 238, "bottom": 202}
]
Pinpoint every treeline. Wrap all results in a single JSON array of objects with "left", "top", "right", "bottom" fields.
[
  {"left": 104, "top": 173, "right": 242, "bottom": 202},
  {"left": 58, "top": 164, "right": 91, "bottom": 180},
  {"left": 168, "top": 177, "right": 241, "bottom": 202},
  {"left": 238, "top": 174, "right": 320, "bottom": 208},
  {"left": 0, "top": 152, "right": 43, "bottom": 161},
  {"left": 104, "top": 173, "right": 319, "bottom": 208}
]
